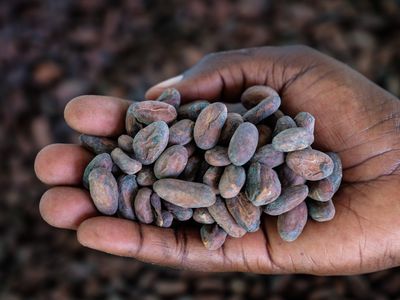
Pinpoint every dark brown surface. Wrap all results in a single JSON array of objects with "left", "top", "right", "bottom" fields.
[{"left": 2, "top": 0, "right": 400, "bottom": 299}]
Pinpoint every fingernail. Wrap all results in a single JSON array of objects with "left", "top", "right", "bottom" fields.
[{"left": 152, "top": 75, "right": 183, "bottom": 89}]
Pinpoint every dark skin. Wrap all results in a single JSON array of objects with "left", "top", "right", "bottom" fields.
[{"left": 34, "top": 46, "right": 400, "bottom": 275}]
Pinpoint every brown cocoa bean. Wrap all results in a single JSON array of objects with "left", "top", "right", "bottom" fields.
[
  {"left": 243, "top": 94, "right": 281, "bottom": 124},
  {"left": 264, "top": 184, "right": 308, "bottom": 216},
  {"left": 200, "top": 224, "right": 227, "bottom": 250},
  {"left": 134, "top": 187, "right": 154, "bottom": 224},
  {"left": 257, "top": 124, "right": 272, "bottom": 148},
  {"left": 204, "top": 146, "right": 230, "bottom": 167},
  {"left": 136, "top": 166, "right": 156, "bottom": 186},
  {"left": 168, "top": 119, "right": 194, "bottom": 145},
  {"left": 132, "top": 101, "right": 177, "bottom": 125},
  {"left": 178, "top": 100, "right": 209, "bottom": 120},
  {"left": 286, "top": 149, "right": 334, "bottom": 181},
  {"left": 272, "top": 127, "right": 314, "bottom": 152},
  {"left": 307, "top": 198, "right": 335, "bottom": 222},
  {"left": 111, "top": 148, "right": 142, "bottom": 175},
  {"left": 193, "top": 208, "right": 215, "bottom": 224},
  {"left": 117, "top": 134, "right": 134, "bottom": 153},
  {"left": 150, "top": 192, "right": 163, "bottom": 226},
  {"left": 274, "top": 109, "right": 285, "bottom": 119},
  {"left": 251, "top": 144, "right": 284, "bottom": 168},
  {"left": 153, "top": 179, "right": 216, "bottom": 208},
  {"left": 228, "top": 122, "right": 258, "bottom": 166},
  {"left": 156, "top": 88, "right": 181, "bottom": 109},
  {"left": 308, "top": 152, "right": 342, "bottom": 201},
  {"left": 83, "top": 153, "right": 113, "bottom": 189},
  {"left": 294, "top": 111, "right": 315, "bottom": 134},
  {"left": 272, "top": 115, "right": 297, "bottom": 137},
  {"left": 125, "top": 103, "right": 143, "bottom": 136},
  {"left": 181, "top": 155, "right": 201, "bottom": 181},
  {"left": 277, "top": 201, "right": 307, "bottom": 242},
  {"left": 219, "top": 165, "right": 246, "bottom": 199},
  {"left": 203, "top": 166, "right": 223, "bottom": 194},
  {"left": 240, "top": 85, "right": 279, "bottom": 109},
  {"left": 183, "top": 141, "right": 196, "bottom": 157},
  {"left": 79, "top": 134, "right": 117, "bottom": 154},
  {"left": 133, "top": 121, "right": 169, "bottom": 165},
  {"left": 245, "top": 162, "right": 281, "bottom": 206},
  {"left": 163, "top": 201, "right": 193, "bottom": 221},
  {"left": 117, "top": 174, "right": 138, "bottom": 220},
  {"left": 278, "top": 164, "right": 307, "bottom": 187},
  {"left": 154, "top": 145, "right": 188, "bottom": 179},
  {"left": 194, "top": 102, "right": 228, "bottom": 150},
  {"left": 88, "top": 168, "right": 118, "bottom": 215},
  {"left": 219, "top": 113, "right": 243, "bottom": 145},
  {"left": 225, "top": 193, "right": 261, "bottom": 232}
]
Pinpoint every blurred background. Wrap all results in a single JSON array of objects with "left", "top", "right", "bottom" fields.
[{"left": 1, "top": 0, "right": 400, "bottom": 299}]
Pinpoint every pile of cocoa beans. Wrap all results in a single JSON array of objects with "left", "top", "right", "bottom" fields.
[{"left": 80, "top": 86, "right": 342, "bottom": 250}]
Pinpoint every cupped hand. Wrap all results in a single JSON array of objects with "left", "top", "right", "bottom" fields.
[{"left": 35, "top": 46, "right": 400, "bottom": 275}]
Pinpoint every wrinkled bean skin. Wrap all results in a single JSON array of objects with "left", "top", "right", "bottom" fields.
[
  {"left": 272, "top": 127, "right": 314, "bottom": 152},
  {"left": 272, "top": 115, "right": 297, "bottom": 137},
  {"left": 225, "top": 193, "right": 261, "bottom": 232},
  {"left": 219, "top": 165, "right": 246, "bottom": 199},
  {"left": 168, "top": 119, "right": 194, "bottom": 145},
  {"left": 80, "top": 134, "right": 117, "bottom": 154},
  {"left": 118, "top": 135, "right": 134, "bottom": 153},
  {"left": 228, "top": 122, "right": 258, "bottom": 166},
  {"left": 117, "top": 174, "right": 138, "bottom": 220},
  {"left": 251, "top": 144, "right": 284, "bottom": 168},
  {"left": 156, "top": 88, "right": 181, "bottom": 109},
  {"left": 134, "top": 187, "right": 154, "bottom": 224},
  {"left": 132, "top": 101, "right": 177, "bottom": 125},
  {"left": 133, "top": 121, "right": 169, "bottom": 165},
  {"left": 246, "top": 162, "right": 281, "bottom": 206},
  {"left": 264, "top": 184, "right": 309, "bottom": 216},
  {"left": 153, "top": 145, "right": 188, "bottom": 179},
  {"left": 200, "top": 224, "right": 227, "bottom": 250},
  {"left": 257, "top": 124, "right": 272, "bottom": 148},
  {"left": 203, "top": 166, "right": 223, "bottom": 194},
  {"left": 111, "top": 148, "right": 142, "bottom": 175},
  {"left": 207, "top": 197, "right": 246, "bottom": 238},
  {"left": 194, "top": 102, "right": 228, "bottom": 150},
  {"left": 240, "top": 85, "right": 279, "bottom": 109},
  {"left": 178, "top": 100, "right": 209, "bottom": 120},
  {"left": 286, "top": 149, "right": 334, "bottom": 181},
  {"left": 88, "top": 168, "right": 119, "bottom": 215},
  {"left": 307, "top": 198, "right": 336, "bottom": 222},
  {"left": 243, "top": 95, "right": 281, "bottom": 124},
  {"left": 279, "top": 164, "right": 307, "bottom": 187},
  {"left": 153, "top": 179, "right": 216, "bottom": 208},
  {"left": 83, "top": 153, "right": 113, "bottom": 189},
  {"left": 136, "top": 166, "right": 156, "bottom": 186},
  {"left": 205, "top": 146, "right": 230, "bottom": 167},
  {"left": 277, "top": 201, "right": 308, "bottom": 242},
  {"left": 308, "top": 152, "right": 342, "bottom": 201},
  {"left": 125, "top": 103, "right": 143, "bottom": 137},
  {"left": 294, "top": 112, "right": 315, "bottom": 134},
  {"left": 163, "top": 201, "right": 193, "bottom": 221},
  {"left": 219, "top": 113, "right": 243, "bottom": 145},
  {"left": 193, "top": 208, "right": 215, "bottom": 224},
  {"left": 181, "top": 155, "right": 201, "bottom": 182}
]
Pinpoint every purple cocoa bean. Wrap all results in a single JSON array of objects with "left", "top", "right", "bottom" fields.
[
  {"left": 156, "top": 88, "right": 181, "bottom": 109},
  {"left": 193, "top": 208, "right": 215, "bottom": 224},
  {"left": 219, "top": 113, "right": 243, "bottom": 145},
  {"left": 205, "top": 146, "right": 230, "bottom": 167},
  {"left": 168, "top": 119, "right": 194, "bottom": 145},
  {"left": 264, "top": 184, "right": 309, "bottom": 216},
  {"left": 251, "top": 144, "right": 284, "bottom": 168},
  {"left": 240, "top": 85, "right": 279, "bottom": 109},
  {"left": 118, "top": 135, "right": 134, "bottom": 153},
  {"left": 218, "top": 165, "right": 246, "bottom": 199},
  {"left": 136, "top": 166, "right": 156, "bottom": 186},
  {"left": 228, "top": 122, "right": 258, "bottom": 166},
  {"left": 307, "top": 198, "right": 336, "bottom": 222},
  {"left": 83, "top": 153, "right": 113, "bottom": 189},
  {"left": 294, "top": 112, "right": 315, "bottom": 134},
  {"left": 117, "top": 174, "right": 138, "bottom": 220},
  {"left": 132, "top": 101, "right": 177, "bottom": 125},
  {"left": 154, "top": 145, "right": 188, "bottom": 179},
  {"left": 272, "top": 127, "right": 314, "bottom": 152},
  {"left": 203, "top": 166, "right": 223, "bottom": 194},
  {"left": 80, "top": 134, "right": 117, "bottom": 154},
  {"left": 88, "top": 168, "right": 119, "bottom": 215},
  {"left": 277, "top": 201, "right": 308, "bottom": 242},
  {"left": 200, "top": 224, "right": 227, "bottom": 250},
  {"left": 111, "top": 148, "right": 142, "bottom": 175},
  {"left": 225, "top": 193, "right": 261, "bottom": 232},
  {"left": 134, "top": 187, "right": 154, "bottom": 224},
  {"left": 178, "top": 100, "right": 209, "bottom": 120}
]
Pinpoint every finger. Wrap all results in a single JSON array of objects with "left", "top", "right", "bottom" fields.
[
  {"left": 35, "top": 144, "right": 92, "bottom": 185},
  {"left": 40, "top": 187, "right": 98, "bottom": 230},
  {"left": 77, "top": 216, "right": 277, "bottom": 273},
  {"left": 64, "top": 95, "right": 131, "bottom": 136}
]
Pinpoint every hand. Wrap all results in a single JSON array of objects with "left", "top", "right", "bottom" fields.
[{"left": 35, "top": 46, "right": 400, "bottom": 275}]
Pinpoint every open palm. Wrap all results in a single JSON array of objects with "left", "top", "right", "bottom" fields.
[{"left": 35, "top": 46, "right": 400, "bottom": 275}]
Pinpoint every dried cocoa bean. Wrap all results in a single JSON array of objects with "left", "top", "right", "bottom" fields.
[
  {"left": 79, "top": 134, "right": 117, "bottom": 154},
  {"left": 183, "top": 141, "right": 196, "bottom": 157},
  {"left": 168, "top": 119, "right": 194, "bottom": 145},
  {"left": 256, "top": 124, "right": 272, "bottom": 148},
  {"left": 228, "top": 122, "right": 258, "bottom": 166},
  {"left": 132, "top": 101, "right": 177, "bottom": 125},
  {"left": 251, "top": 144, "right": 284, "bottom": 168},
  {"left": 125, "top": 103, "right": 143, "bottom": 136},
  {"left": 178, "top": 100, "right": 209, "bottom": 120},
  {"left": 203, "top": 166, "right": 223, "bottom": 194},
  {"left": 193, "top": 208, "right": 215, "bottom": 224},
  {"left": 204, "top": 146, "right": 230, "bottom": 167},
  {"left": 294, "top": 112, "right": 315, "bottom": 134},
  {"left": 158, "top": 211, "right": 174, "bottom": 227},
  {"left": 153, "top": 145, "right": 188, "bottom": 179},
  {"left": 153, "top": 179, "right": 216, "bottom": 208},
  {"left": 207, "top": 197, "right": 246, "bottom": 238},
  {"left": 117, "top": 174, "right": 138, "bottom": 220},
  {"left": 133, "top": 121, "right": 169, "bottom": 165},
  {"left": 277, "top": 201, "right": 308, "bottom": 242},
  {"left": 111, "top": 148, "right": 142, "bottom": 175},
  {"left": 286, "top": 149, "right": 334, "bottom": 181},
  {"left": 225, "top": 193, "right": 261, "bottom": 232},
  {"left": 134, "top": 187, "right": 154, "bottom": 224},
  {"left": 278, "top": 164, "right": 306, "bottom": 187},
  {"left": 200, "top": 224, "right": 227, "bottom": 250},
  {"left": 307, "top": 198, "right": 335, "bottom": 222},
  {"left": 88, "top": 168, "right": 118, "bottom": 215},
  {"left": 243, "top": 94, "right": 281, "bottom": 124},
  {"left": 219, "top": 165, "right": 246, "bottom": 199},
  {"left": 240, "top": 85, "right": 279, "bottom": 109},
  {"left": 246, "top": 162, "right": 281, "bottom": 206},
  {"left": 83, "top": 153, "right": 113, "bottom": 188},
  {"left": 117, "top": 134, "right": 134, "bottom": 153},
  {"left": 156, "top": 88, "right": 181, "bottom": 109},
  {"left": 264, "top": 184, "right": 309, "bottom": 216},
  {"left": 272, "top": 115, "right": 297, "bottom": 137},
  {"left": 136, "top": 166, "right": 156, "bottom": 186},
  {"left": 163, "top": 201, "right": 193, "bottom": 221},
  {"left": 181, "top": 155, "right": 201, "bottom": 181},
  {"left": 272, "top": 127, "right": 314, "bottom": 152},
  {"left": 219, "top": 112, "right": 243, "bottom": 145},
  {"left": 194, "top": 102, "right": 227, "bottom": 150},
  {"left": 150, "top": 192, "right": 164, "bottom": 226}
]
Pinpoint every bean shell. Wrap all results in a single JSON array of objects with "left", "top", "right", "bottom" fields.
[
  {"left": 83, "top": 153, "right": 113, "bottom": 189},
  {"left": 272, "top": 127, "right": 314, "bottom": 152},
  {"left": 264, "top": 184, "right": 309, "bottom": 216},
  {"left": 154, "top": 145, "right": 188, "bottom": 179},
  {"left": 132, "top": 101, "right": 177, "bottom": 125},
  {"left": 200, "top": 224, "right": 227, "bottom": 250},
  {"left": 228, "top": 122, "right": 258, "bottom": 166},
  {"left": 251, "top": 144, "right": 284, "bottom": 168},
  {"left": 240, "top": 85, "right": 279, "bottom": 109},
  {"left": 88, "top": 168, "right": 118, "bottom": 215},
  {"left": 203, "top": 166, "right": 223, "bottom": 194},
  {"left": 168, "top": 119, "right": 194, "bottom": 145},
  {"left": 156, "top": 88, "right": 181, "bottom": 109},
  {"left": 219, "top": 113, "right": 243, "bottom": 145},
  {"left": 205, "top": 146, "right": 230, "bottom": 167},
  {"left": 243, "top": 95, "right": 281, "bottom": 124},
  {"left": 134, "top": 187, "right": 154, "bottom": 224},
  {"left": 277, "top": 201, "right": 308, "bottom": 242},
  {"left": 307, "top": 198, "right": 335, "bottom": 222},
  {"left": 117, "top": 174, "right": 138, "bottom": 220},
  {"left": 225, "top": 193, "right": 261, "bottom": 232},
  {"left": 111, "top": 148, "right": 142, "bottom": 175},
  {"left": 219, "top": 165, "right": 246, "bottom": 199},
  {"left": 80, "top": 134, "right": 117, "bottom": 154},
  {"left": 178, "top": 100, "right": 209, "bottom": 120},
  {"left": 193, "top": 208, "right": 215, "bottom": 224}
]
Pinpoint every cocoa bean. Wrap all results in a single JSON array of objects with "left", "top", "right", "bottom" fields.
[
  {"left": 125, "top": 103, "right": 143, "bottom": 136},
  {"left": 117, "top": 174, "right": 138, "bottom": 220},
  {"left": 294, "top": 112, "right": 315, "bottom": 134},
  {"left": 117, "top": 134, "right": 134, "bottom": 153},
  {"left": 183, "top": 141, "right": 196, "bottom": 157},
  {"left": 194, "top": 102, "right": 227, "bottom": 150},
  {"left": 178, "top": 100, "right": 209, "bottom": 120},
  {"left": 278, "top": 164, "right": 306, "bottom": 187},
  {"left": 181, "top": 155, "right": 201, "bottom": 181},
  {"left": 159, "top": 211, "right": 174, "bottom": 228},
  {"left": 83, "top": 153, "right": 113, "bottom": 189},
  {"left": 200, "top": 224, "right": 227, "bottom": 250},
  {"left": 204, "top": 146, "right": 230, "bottom": 167},
  {"left": 277, "top": 201, "right": 307, "bottom": 242},
  {"left": 168, "top": 119, "right": 194, "bottom": 145},
  {"left": 307, "top": 198, "right": 335, "bottom": 222},
  {"left": 136, "top": 166, "right": 156, "bottom": 186},
  {"left": 228, "top": 122, "right": 258, "bottom": 166},
  {"left": 219, "top": 112, "right": 243, "bottom": 145},
  {"left": 132, "top": 101, "right": 177, "bottom": 125},
  {"left": 272, "top": 115, "right": 297, "bottom": 137},
  {"left": 272, "top": 127, "right": 314, "bottom": 152},
  {"left": 240, "top": 85, "right": 279, "bottom": 109},
  {"left": 195, "top": 160, "right": 211, "bottom": 182},
  {"left": 251, "top": 144, "right": 284, "bottom": 168},
  {"left": 156, "top": 88, "right": 181, "bottom": 109},
  {"left": 225, "top": 193, "right": 261, "bottom": 232},
  {"left": 153, "top": 179, "right": 216, "bottom": 208},
  {"left": 150, "top": 192, "right": 163, "bottom": 226},
  {"left": 264, "top": 184, "right": 308, "bottom": 216},
  {"left": 207, "top": 197, "right": 246, "bottom": 238},
  {"left": 111, "top": 148, "right": 142, "bottom": 175},
  {"left": 79, "top": 134, "right": 117, "bottom": 154},
  {"left": 256, "top": 124, "right": 272, "bottom": 148},
  {"left": 134, "top": 187, "right": 154, "bottom": 224},
  {"left": 88, "top": 168, "right": 118, "bottom": 215},
  {"left": 193, "top": 208, "right": 215, "bottom": 224},
  {"left": 286, "top": 149, "right": 334, "bottom": 181},
  {"left": 153, "top": 145, "right": 188, "bottom": 179},
  {"left": 163, "top": 201, "right": 193, "bottom": 221},
  {"left": 243, "top": 94, "right": 281, "bottom": 124},
  {"left": 203, "top": 166, "right": 223, "bottom": 194},
  {"left": 219, "top": 165, "right": 246, "bottom": 199},
  {"left": 133, "top": 121, "right": 169, "bottom": 165}
]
